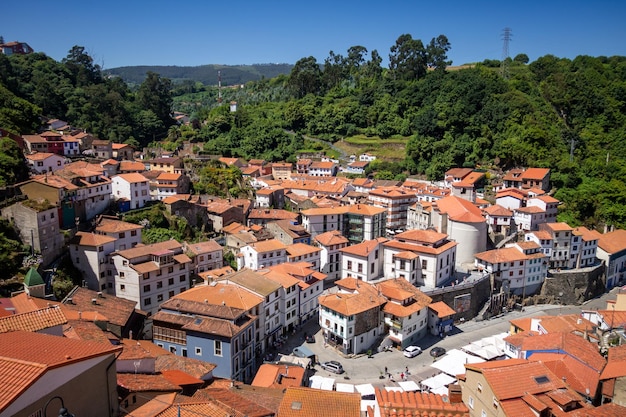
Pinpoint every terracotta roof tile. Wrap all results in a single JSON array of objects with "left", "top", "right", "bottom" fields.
[
  {"left": 61, "top": 287, "right": 142, "bottom": 327},
  {"left": 314, "top": 230, "right": 349, "bottom": 246},
  {"left": 286, "top": 243, "right": 321, "bottom": 257},
  {"left": 340, "top": 237, "right": 388, "bottom": 257},
  {"left": 251, "top": 363, "right": 306, "bottom": 388},
  {"left": 376, "top": 388, "right": 469, "bottom": 417},
  {"left": 95, "top": 216, "right": 143, "bottom": 233},
  {"left": 69, "top": 231, "right": 116, "bottom": 247},
  {"left": 277, "top": 387, "right": 361, "bottom": 417},
  {"left": 117, "top": 373, "right": 181, "bottom": 392},
  {"left": 193, "top": 386, "right": 276, "bottom": 417},
  {"left": 434, "top": 196, "right": 485, "bottom": 223},
  {"left": 429, "top": 301, "right": 456, "bottom": 318},
  {"left": 0, "top": 306, "right": 67, "bottom": 333},
  {"left": 598, "top": 229, "right": 626, "bottom": 254}
]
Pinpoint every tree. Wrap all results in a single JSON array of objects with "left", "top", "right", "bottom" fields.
[
  {"left": 427, "top": 35, "right": 452, "bottom": 71},
  {"left": 0, "top": 137, "right": 29, "bottom": 186},
  {"left": 137, "top": 71, "right": 174, "bottom": 129},
  {"left": 288, "top": 57, "right": 322, "bottom": 98},
  {"left": 62, "top": 45, "right": 102, "bottom": 86},
  {"left": 389, "top": 34, "right": 427, "bottom": 81},
  {"left": 513, "top": 53, "right": 529, "bottom": 64}
]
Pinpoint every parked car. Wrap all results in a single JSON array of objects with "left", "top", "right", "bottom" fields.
[
  {"left": 430, "top": 347, "right": 446, "bottom": 358},
  {"left": 305, "top": 334, "right": 315, "bottom": 344},
  {"left": 320, "top": 360, "right": 344, "bottom": 374},
  {"left": 403, "top": 346, "right": 422, "bottom": 358}
]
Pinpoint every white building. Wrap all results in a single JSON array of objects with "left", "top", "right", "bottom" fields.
[
  {"left": 314, "top": 230, "right": 349, "bottom": 283},
  {"left": 383, "top": 229, "right": 457, "bottom": 289},
  {"left": 25, "top": 152, "right": 68, "bottom": 174},
  {"left": 367, "top": 186, "right": 419, "bottom": 230},
  {"left": 318, "top": 278, "right": 386, "bottom": 355},
  {"left": 109, "top": 240, "right": 191, "bottom": 316},
  {"left": 526, "top": 195, "right": 559, "bottom": 224},
  {"left": 94, "top": 215, "right": 143, "bottom": 251},
  {"left": 514, "top": 206, "right": 546, "bottom": 232},
  {"left": 340, "top": 237, "right": 387, "bottom": 282},
  {"left": 237, "top": 238, "right": 288, "bottom": 270},
  {"left": 69, "top": 232, "right": 116, "bottom": 291},
  {"left": 111, "top": 173, "right": 150, "bottom": 210},
  {"left": 308, "top": 161, "right": 337, "bottom": 177},
  {"left": 597, "top": 229, "right": 626, "bottom": 289},
  {"left": 286, "top": 242, "right": 321, "bottom": 270},
  {"left": 184, "top": 240, "right": 223, "bottom": 274},
  {"left": 474, "top": 241, "right": 548, "bottom": 297}
]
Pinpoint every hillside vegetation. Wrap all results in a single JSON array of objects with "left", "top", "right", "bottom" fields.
[{"left": 1, "top": 36, "right": 626, "bottom": 230}]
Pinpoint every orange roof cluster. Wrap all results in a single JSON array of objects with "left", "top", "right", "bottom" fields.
[
  {"left": 341, "top": 237, "right": 388, "bottom": 257},
  {"left": 251, "top": 363, "right": 306, "bottom": 388},
  {"left": 286, "top": 242, "right": 321, "bottom": 258},
  {"left": 598, "top": 229, "right": 626, "bottom": 254},
  {"left": 433, "top": 195, "right": 485, "bottom": 223},
  {"left": 0, "top": 306, "right": 67, "bottom": 333},
  {"left": 174, "top": 281, "right": 263, "bottom": 310},
  {"left": 474, "top": 246, "right": 530, "bottom": 264}
]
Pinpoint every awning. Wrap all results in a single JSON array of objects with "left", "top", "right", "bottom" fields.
[
  {"left": 430, "top": 349, "right": 485, "bottom": 376},
  {"left": 421, "top": 373, "right": 456, "bottom": 391},
  {"left": 398, "top": 380, "right": 420, "bottom": 392}
]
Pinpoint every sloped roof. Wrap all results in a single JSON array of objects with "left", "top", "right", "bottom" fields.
[
  {"left": 434, "top": 195, "right": 485, "bottom": 223},
  {"left": 0, "top": 306, "right": 67, "bottom": 333},
  {"left": 23, "top": 267, "right": 44, "bottom": 286},
  {"left": 277, "top": 387, "right": 361, "bottom": 417},
  {"left": 598, "top": 229, "right": 626, "bottom": 254}
]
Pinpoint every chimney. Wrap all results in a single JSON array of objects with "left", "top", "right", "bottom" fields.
[
  {"left": 91, "top": 298, "right": 97, "bottom": 305},
  {"left": 97, "top": 291, "right": 104, "bottom": 298},
  {"left": 67, "top": 298, "right": 73, "bottom": 304},
  {"left": 129, "top": 330, "right": 133, "bottom": 340}
]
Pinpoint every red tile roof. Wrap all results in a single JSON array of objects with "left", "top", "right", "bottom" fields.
[
  {"left": 278, "top": 387, "right": 361, "bottom": 417},
  {"left": 251, "top": 363, "right": 306, "bottom": 388},
  {"left": 0, "top": 306, "right": 67, "bottom": 333},
  {"left": 376, "top": 388, "right": 469, "bottom": 417}
]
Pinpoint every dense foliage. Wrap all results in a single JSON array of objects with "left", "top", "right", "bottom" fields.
[{"left": 1, "top": 36, "right": 626, "bottom": 230}]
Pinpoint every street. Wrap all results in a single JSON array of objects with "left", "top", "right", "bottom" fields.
[{"left": 273, "top": 288, "right": 618, "bottom": 389}]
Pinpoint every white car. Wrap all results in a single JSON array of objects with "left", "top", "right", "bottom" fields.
[{"left": 403, "top": 346, "right": 422, "bottom": 358}]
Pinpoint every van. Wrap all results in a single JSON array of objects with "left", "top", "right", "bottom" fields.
[{"left": 321, "top": 360, "right": 344, "bottom": 374}]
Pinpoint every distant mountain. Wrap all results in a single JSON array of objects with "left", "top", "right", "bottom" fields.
[{"left": 104, "top": 63, "right": 293, "bottom": 86}]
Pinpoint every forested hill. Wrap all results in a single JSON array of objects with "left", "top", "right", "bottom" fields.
[{"left": 104, "top": 63, "right": 293, "bottom": 86}]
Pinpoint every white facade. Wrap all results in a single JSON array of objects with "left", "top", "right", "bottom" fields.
[
  {"left": 70, "top": 232, "right": 116, "bottom": 291},
  {"left": 237, "top": 239, "right": 287, "bottom": 270},
  {"left": 514, "top": 206, "right": 546, "bottom": 231},
  {"left": 301, "top": 207, "right": 347, "bottom": 239},
  {"left": 315, "top": 231, "right": 349, "bottom": 282},
  {"left": 111, "top": 173, "right": 150, "bottom": 210},
  {"left": 340, "top": 239, "right": 386, "bottom": 282},
  {"left": 109, "top": 240, "right": 191, "bottom": 316},
  {"left": 26, "top": 153, "right": 68, "bottom": 174}
]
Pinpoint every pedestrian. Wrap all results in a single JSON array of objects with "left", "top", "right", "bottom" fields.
[
  {"left": 400, "top": 372, "right": 404, "bottom": 380},
  {"left": 405, "top": 366, "right": 409, "bottom": 375},
  {"left": 384, "top": 366, "right": 388, "bottom": 375}
]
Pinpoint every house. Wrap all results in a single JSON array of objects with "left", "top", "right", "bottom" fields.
[
  {"left": 266, "top": 219, "right": 311, "bottom": 245},
  {"left": 375, "top": 388, "right": 469, "bottom": 417},
  {"left": 0, "top": 305, "right": 67, "bottom": 335},
  {"left": 69, "top": 232, "right": 117, "bottom": 291},
  {"left": 428, "top": 301, "right": 457, "bottom": 337},
  {"left": 495, "top": 187, "right": 527, "bottom": 210},
  {"left": 206, "top": 200, "right": 244, "bottom": 233},
  {"left": 152, "top": 290, "right": 258, "bottom": 382},
  {"left": 450, "top": 171, "right": 486, "bottom": 203},
  {"left": 0, "top": 40, "right": 33, "bottom": 55},
  {"left": 309, "top": 161, "right": 337, "bottom": 177},
  {"left": 300, "top": 204, "right": 386, "bottom": 243},
  {"left": 111, "top": 142, "right": 134, "bottom": 160},
  {"left": 214, "top": 268, "right": 284, "bottom": 354},
  {"left": 263, "top": 262, "right": 326, "bottom": 325},
  {"left": 444, "top": 168, "right": 475, "bottom": 187},
  {"left": 296, "top": 158, "right": 312, "bottom": 175},
  {"left": 0, "top": 331, "right": 122, "bottom": 417},
  {"left": 60, "top": 286, "right": 147, "bottom": 339},
  {"left": 111, "top": 173, "right": 151, "bottom": 210},
  {"left": 572, "top": 226, "right": 602, "bottom": 268},
  {"left": 599, "top": 344, "right": 626, "bottom": 406},
  {"left": 248, "top": 208, "right": 298, "bottom": 227},
  {"left": 110, "top": 240, "right": 192, "bottom": 316},
  {"left": 314, "top": 230, "right": 349, "bottom": 283},
  {"left": 597, "top": 228, "right": 626, "bottom": 289},
  {"left": 286, "top": 242, "right": 321, "bottom": 270},
  {"left": 238, "top": 238, "right": 288, "bottom": 270},
  {"left": 184, "top": 239, "right": 223, "bottom": 274},
  {"left": 359, "top": 153, "right": 377, "bottom": 162},
  {"left": 482, "top": 204, "right": 513, "bottom": 236},
  {"left": 383, "top": 229, "right": 457, "bottom": 289},
  {"left": 513, "top": 205, "right": 546, "bottom": 231},
  {"left": 459, "top": 359, "right": 589, "bottom": 417},
  {"left": 474, "top": 241, "right": 548, "bottom": 296},
  {"left": 527, "top": 194, "right": 559, "bottom": 224},
  {"left": 145, "top": 156, "right": 185, "bottom": 174},
  {"left": 94, "top": 215, "right": 143, "bottom": 251},
  {"left": 368, "top": 186, "right": 419, "bottom": 230},
  {"left": 155, "top": 172, "right": 188, "bottom": 201},
  {"left": 92, "top": 139, "right": 113, "bottom": 159},
  {"left": 1, "top": 199, "right": 64, "bottom": 266},
  {"left": 255, "top": 186, "right": 285, "bottom": 209},
  {"left": 248, "top": 158, "right": 272, "bottom": 176},
  {"left": 25, "top": 152, "right": 68, "bottom": 173},
  {"left": 407, "top": 201, "right": 433, "bottom": 231},
  {"left": 278, "top": 387, "right": 361, "bottom": 417},
  {"left": 256, "top": 266, "right": 302, "bottom": 334},
  {"left": 281, "top": 177, "right": 353, "bottom": 199},
  {"left": 340, "top": 237, "right": 388, "bottom": 282},
  {"left": 319, "top": 277, "right": 387, "bottom": 355},
  {"left": 345, "top": 160, "right": 369, "bottom": 174},
  {"left": 218, "top": 156, "right": 246, "bottom": 168},
  {"left": 53, "top": 161, "right": 113, "bottom": 221},
  {"left": 378, "top": 278, "right": 432, "bottom": 348},
  {"left": 272, "top": 162, "right": 292, "bottom": 180}
]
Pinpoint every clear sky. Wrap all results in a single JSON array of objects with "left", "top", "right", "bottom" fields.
[{"left": 3, "top": 1, "right": 625, "bottom": 69}]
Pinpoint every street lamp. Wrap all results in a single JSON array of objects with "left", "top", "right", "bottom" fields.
[{"left": 44, "top": 396, "right": 75, "bottom": 417}]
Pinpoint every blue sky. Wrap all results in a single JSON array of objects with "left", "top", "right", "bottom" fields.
[{"left": 3, "top": 1, "right": 625, "bottom": 69}]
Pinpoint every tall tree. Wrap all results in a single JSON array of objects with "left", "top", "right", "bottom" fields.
[
  {"left": 62, "top": 45, "right": 102, "bottom": 86},
  {"left": 389, "top": 34, "right": 427, "bottom": 81},
  {"left": 427, "top": 35, "right": 451, "bottom": 71},
  {"left": 288, "top": 57, "right": 322, "bottom": 98},
  {"left": 137, "top": 71, "right": 174, "bottom": 130}
]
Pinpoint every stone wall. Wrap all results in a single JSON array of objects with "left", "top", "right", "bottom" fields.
[
  {"left": 424, "top": 275, "right": 492, "bottom": 322},
  {"left": 540, "top": 263, "right": 606, "bottom": 305}
]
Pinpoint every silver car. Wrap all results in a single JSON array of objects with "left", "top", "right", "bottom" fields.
[{"left": 320, "top": 360, "right": 344, "bottom": 374}]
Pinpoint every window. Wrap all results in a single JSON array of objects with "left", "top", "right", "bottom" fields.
[
  {"left": 143, "top": 284, "right": 150, "bottom": 292},
  {"left": 347, "top": 260, "right": 352, "bottom": 269},
  {"left": 168, "top": 278, "right": 174, "bottom": 285},
  {"left": 157, "top": 294, "right": 163, "bottom": 302},
  {"left": 182, "top": 348, "right": 187, "bottom": 357},
  {"left": 215, "top": 340, "right": 222, "bottom": 356},
  {"left": 157, "top": 281, "right": 163, "bottom": 289},
  {"left": 170, "top": 346, "right": 176, "bottom": 354},
  {"left": 119, "top": 272, "right": 125, "bottom": 278},
  {"left": 468, "top": 396, "right": 474, "bottom": 409},
  {"left": 371, "top": 263, "right": 375, "bottom": 273},
  {"left": 195, "top": 347, "right": 202, "bottom": 355},
  {"left": 180, "top": 275, "right": 186, "bottom": 282},
  {"left": 477, "top": 382, "right": 482, "bottom": 393},
  {"left": 120, "top": 284, "right": 126, "bottom": 291},
  {"left": 168, "top": 266, "right": 174, "bottom": 273},
  {"left": 131, "top": 230, "right": 137, "bottom": 237},
  {"left": 358, "top": 263, "right": 363, "bottom": 273},
  {"left": 144, "top": 297, "right": 151, "bottom": 306},
  {"left": 169, "top": 290, "right": 175, "bottom": 297}
]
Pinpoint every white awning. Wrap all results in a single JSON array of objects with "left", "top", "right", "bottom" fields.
[
  {"left": 430, "top": 348, "right": 485, "bottom": 376},
  {"left": 421, "top": 373, "right": 456, "bottom": 391},
  {"left": 336, "top": 383, "right": 355, "bottom": 393},
  {"left": 398, "top": 380, "right": 420, "bottom": 392},
  {"left": 309, "top": 375, "right": 335, "bottom": 391}
]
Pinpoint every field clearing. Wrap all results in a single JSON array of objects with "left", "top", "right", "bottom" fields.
[{"left": 335, "top": 135, "right": 409, "bottom": 161}]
